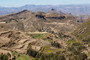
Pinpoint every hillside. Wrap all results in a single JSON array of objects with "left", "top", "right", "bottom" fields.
[
  {"left": 73, "top": 18, "right": 90, "bottom": 44},
  {"left": 0, "top": 10, "right": 77, "bottom": 33},
  {"left": 0, "top": 10, "right": 89, "bottom": 60}
]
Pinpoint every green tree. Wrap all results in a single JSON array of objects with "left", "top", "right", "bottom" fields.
[{"left": 0, "top": 53, "right": 8, "bottom": 60}]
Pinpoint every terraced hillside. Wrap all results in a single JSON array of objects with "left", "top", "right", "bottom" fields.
[{"left": 0, "top": 10, "right": 89, "bottom": 60}]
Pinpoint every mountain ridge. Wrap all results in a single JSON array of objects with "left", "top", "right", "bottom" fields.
[
  {"left": 0, "top": 4, "right": 90, "bottom": 16},
  {"left": 0, "top": 9, "right": 77, "bottom": 33}
]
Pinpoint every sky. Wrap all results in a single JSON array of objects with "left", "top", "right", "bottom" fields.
[{"left": 0, "top": 0, "right": 90, "bottom": 7}]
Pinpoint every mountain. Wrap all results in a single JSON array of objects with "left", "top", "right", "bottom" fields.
[
  {"left": 0, "top": 4, "right": 90, "bottom": 16},
  {"left": 0, "top": 10, "right": 77, "bottom": 33},
  {"left": 0, "top": 10, "right": 89, "bottom": 60}
]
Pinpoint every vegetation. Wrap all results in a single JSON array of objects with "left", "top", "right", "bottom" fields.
[
  {"left": 12, "top": 51, "right": 30, "bottom": 60},
  {"left": 30, "top": 33, "right": 46, "bottom": 39},
  {"left": 68, "top": 42, "right": 86, "bottom": 54},
  {"left": 51, "top": 41, "right": 61, "bottom": 48},
  {"left": 66, "top": 39, "right": 74, "bottom": 45},
  {"left": 47, "top": 50, "right": 52, "bottom": 53},
  {"left": 16, "top": 54, "right": 30, "bottom": 60},
  {"left": 27, "top": 48, "right": 66, "bottom": 60},
  {"left": 58, "top": 33, "right": 71, "bottom": 39},
  {"left": 27, "top": 48, "right": 38, "bottom": 57},
  {"left": 12, "top": 51, "right": 19, "bottom": 56},
  {"left": 0, "top": 53, "right": 8, "bottom": 60},
  {"left": 73, "top": 18, "right": 90, "bottom": 43}
]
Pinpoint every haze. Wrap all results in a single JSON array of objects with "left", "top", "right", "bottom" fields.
[{"left": 0, "top": 0, "right": 90, "bottom": 7}]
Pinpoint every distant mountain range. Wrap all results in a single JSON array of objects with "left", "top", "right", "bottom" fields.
[{"left": 0, "top": 4, "right": 90, "bottom": 16}]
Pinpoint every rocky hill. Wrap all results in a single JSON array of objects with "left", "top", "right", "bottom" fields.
[{"left": 0, "top": 10, "right": 77, "bottom": 33}]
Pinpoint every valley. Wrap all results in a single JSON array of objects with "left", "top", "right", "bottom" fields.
[{"left": 0, "top": 9, "right": 89, "bottom": 60}]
